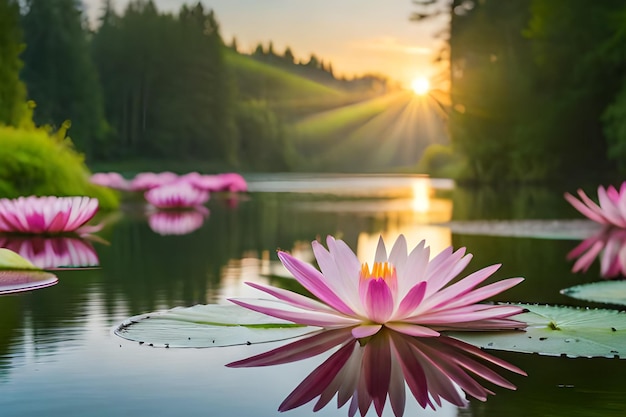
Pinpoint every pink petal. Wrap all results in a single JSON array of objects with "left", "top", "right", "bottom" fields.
[
  {"left": 394, "top": 281, "right": 427, "bottom": 319},
  {"left": 351, "top": 324, "right": 382, "bottom": 339},
  {"left": 312, "top": 238, "right": 361, "bottom": 312},
  {"left": 564, "top": 192, "right": 608, "bottom": 224},
  {"left": 427, "top": 277, "right": 524, "bottom": 313},
  {"left": 244, "top": 281, "right": 333, "bottom": 312},
  {"left": 411, "top": 304, "right": 523, "bottom": 325},
  {"left": 388, "top": 235, "right": 408, "bottom": 274},
  {"left": 598, "top": 186, "right": 626, "bottom": 227},
  {"left": 362, "top": 278, "right": 394, "bottom": 323},
  {"left": 397, "top": 240, "right": 429, "bottom": 298},
  {"left": 228, "top": 298, "right": 360, "bottom": 327},
  {"left": 278, "top": 251, "right": 356, "bottom": 316},
  {"left": 385, "top": 322, "right": 440, "bottom": 337},
  {"left": 373, "top": 235, "right": 388, "bottom": 264}
]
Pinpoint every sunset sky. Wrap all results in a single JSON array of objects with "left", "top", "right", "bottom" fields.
[{"left": 83, "top": 0, "right": 449, "bottom": 88}]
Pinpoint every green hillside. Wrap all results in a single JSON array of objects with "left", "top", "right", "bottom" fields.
[{"left": 225, "top": 50, "right": 363, "bottom": 119}]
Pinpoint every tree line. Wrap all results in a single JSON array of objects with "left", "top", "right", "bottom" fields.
[
  {"left": 1, "top": 0, "right": 385, "bottom": 172},
  {"left": 416, "top": 0, "right": 626, "bottom": 182}
]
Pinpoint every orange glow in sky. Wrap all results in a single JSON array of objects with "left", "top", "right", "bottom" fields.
[{"left": 84, "top": 0, "right": 449, "bottom": 89}]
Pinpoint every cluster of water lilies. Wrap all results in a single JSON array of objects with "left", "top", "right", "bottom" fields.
[
  {"left": 90, "top": 171, "right": 248, "bottom": 235},
  {"left": 565, "top": 182, "right": 626, "bottom": 278},
  {"left": 0, "top": 170, "right": 247, "bottom": 286},
  {"left": 91, "top": 171, "right": 247, "bottom": 210}
]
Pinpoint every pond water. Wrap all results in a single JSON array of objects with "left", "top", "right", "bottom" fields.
[{"left": 1, "top": 174, "right": 625, "bottom": 417}]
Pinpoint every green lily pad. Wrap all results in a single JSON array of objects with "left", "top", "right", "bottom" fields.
[
  {"left": 561, "top": 281, "right": 626, "bottom": 306},
  {"left": 0, "top": 270, "right": 58, "bottom": 295},
  {"left": 448, "top": 303, "right": 626, "bottom": 358},
  {"left": 443, "top": 220, "right": 601, "bottom": 240},
  {"left": 0, "top": 248, "right": 41, "bottom": 271},
  {"left": 114, "top": 304, "right": 319, "bottom": 348}
]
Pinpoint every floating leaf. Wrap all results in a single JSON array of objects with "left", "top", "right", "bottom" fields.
[
  {"left": 448, "top": 303, "right": 626, "bottom": 358},
  {"left": 0, "top": 248, "right": 41, "bottom": 270},
  {"left": 561, "top": 281, "right": 626, "bottom": 306},
  {"left": 0, "top": 270, "right": 58, "bottom": 295},
  {"left": 114, "top": 304, "right": 319, "bottom": 348},
  {"left": 443, "top": 220, "right": 601, "bottom": 240}
]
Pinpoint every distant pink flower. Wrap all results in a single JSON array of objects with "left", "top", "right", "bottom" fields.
[
  {"left": 90, "top": 172, "right": 130, "bottom": 191},
  {"left": 0, "top": 235, "right": 99, "bottom": 269},
  {"left": 180, "top": 172, "right": 247, "bottom": 192},
  {"left": 180, "top": 172, "right": 223, "bottom": 191},
  {"left": 144, "top": 183, "right": 209, "bottom": 209},
  {"left": 0, "top": 196, "right": 99, "bottom": 234},
  {"left": 568, "top": 227, "right": 626, "bottom": 278},
  {"left": 565, "top": 183, "right": 626, "bottom": 227},
  {"left": 218, "top": 172, "right": 247, "bottom": 192},
  {"left": 230, "top": 235, "right": 525, "bottom": 339},
  {"left": 228, "top": 327, "right": 526, "bottom": 416},
  {"left": 130, "top": 171, "right": 179, "bottom": 192},
  {"left": 148, "top": 208, "right": 208, "bottom": 235}
]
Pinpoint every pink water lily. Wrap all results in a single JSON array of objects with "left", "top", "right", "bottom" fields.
[
  {"left": 0, "top": 196, "right": 99, "bottom": 234},
  {"left": 144, "top": 182, "right": 210, "bottom": 209},
  {"left": 90, "top": 172, "right": 130, "bottom": 191},
  {"left": 130, "top": 171, "right": 179, "bottom": 192},
  {"left": 217, "top": 172, "right": 247, "bottom": 192},
  {"left": 230, "top": 235, "right": 525, "bottom": 339},
  {"left": 565, "top": 183, "right": 626, "bottom": 227}
]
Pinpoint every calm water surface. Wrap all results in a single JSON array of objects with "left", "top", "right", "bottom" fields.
[{"left": 1, "top": 174, "right": 625, "bottom": 416}]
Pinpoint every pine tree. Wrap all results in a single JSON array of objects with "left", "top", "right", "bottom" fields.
[
  {"left": 21, "top": 0, "right": 109, "bottom": 158},
  {"left": 0, "top": 0, "right": 28, "bottom": 126}
]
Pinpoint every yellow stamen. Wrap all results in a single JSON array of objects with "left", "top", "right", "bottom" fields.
[{"left": 360, "top": 262, "right": 396, "bottom": 282}]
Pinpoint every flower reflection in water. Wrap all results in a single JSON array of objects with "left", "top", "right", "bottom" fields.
[
  {"left": 568, "top": 227, "right": 626, "bottom": 278},
  {"left": 228, "top": 328, "right": 526, "bottom": 416},
  {"left": 147, "top": 208, "right": 208, "bottom": 236},
  {"left": 0, "top": 235, "right": 99, "bottom": 269}
]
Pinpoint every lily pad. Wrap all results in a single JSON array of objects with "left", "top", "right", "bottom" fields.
[
  {"left": 0, "top": 270, "right": 58, "bottom": 295},
  {"left": 0, "top": 248, "right": 41, "bottom": 270},
  {"left": 448, "top": 304, "right": 626, "bottom": 358},
  {"left": 114, "top": 304, "right": 319, "bottom": 348},
  {"left": 443, "top": 220, "right": 601, "bottom": 240},
  {"left": 561, "top": 281, "right": 626, "bottom": 306}
]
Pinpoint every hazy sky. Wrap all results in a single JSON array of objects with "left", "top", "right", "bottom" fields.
[{"left": 82, "top": 0, "right": 448, "bottom": 87}]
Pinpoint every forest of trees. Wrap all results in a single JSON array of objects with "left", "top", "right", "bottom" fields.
[
  {"left": 0, "top": 0, "right": 388, "bottom": 172},
  {"left": 3, "top": 0, "right": 626, "bottom": 180},
  {"left": 416, "top": 0, "right": 626, "bottom": 182}
]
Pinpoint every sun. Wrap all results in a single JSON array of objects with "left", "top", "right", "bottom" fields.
[{"left": 410, "top": 77, "right": 430, "bottom": 95}]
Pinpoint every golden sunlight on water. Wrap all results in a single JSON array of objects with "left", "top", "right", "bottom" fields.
[{"left": 358, "top": 177, "right": 453, "bottom": 260}]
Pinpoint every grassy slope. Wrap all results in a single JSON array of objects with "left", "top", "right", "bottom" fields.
[{"left": 225, "top": 51, "right": 367, "bottom": 118}]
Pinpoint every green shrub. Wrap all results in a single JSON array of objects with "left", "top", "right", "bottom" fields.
[
  {"left": 415, "top": 143, "right": 465, "bottom": 179},
  {"left": 0, "top": 125, "right": 118, "bottom": 209}
]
